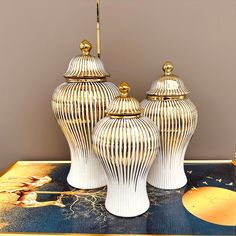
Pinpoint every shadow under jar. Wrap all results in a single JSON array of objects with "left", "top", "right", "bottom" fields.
[
  {"left": 92, "top": 82, "right": 159, "bottom": 217},
  {"left": 52, "top": 40, "right": 119, "bottom": 189},
  {"left": 141, "top": 62, "right": 198, "bottom": 190}
]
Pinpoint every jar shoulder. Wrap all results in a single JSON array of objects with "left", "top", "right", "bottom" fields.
[
  {"left": 52, "top": 81, "right": 119, "bottom": 100},
  {"left": 94, "top": 116, "right": 159, "bottom": 135}
]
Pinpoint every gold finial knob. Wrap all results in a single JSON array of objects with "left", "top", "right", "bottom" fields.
[
  {"left": 163, "top": 61, "right": 174, "bottom": 76},
  {"left": 119, "top": 82, "right": 130, "bottom": 98},
  {"left": 80, "top": 40, "right": 92, "bottom": 55}
]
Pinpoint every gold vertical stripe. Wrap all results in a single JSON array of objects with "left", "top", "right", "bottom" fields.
[
  {"left": 52, "top": 81, "right": 119, "bottom": 187},
  {"left": 93, "top": 117, "right": 159, "bottom": 186},
  {"left": 141, "top": 98, "right": 198, "bottom": 189}
]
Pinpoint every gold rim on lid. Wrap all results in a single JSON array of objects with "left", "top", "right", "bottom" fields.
[{"left": 146, "top": 61, "right": 190, "bottom": 99}]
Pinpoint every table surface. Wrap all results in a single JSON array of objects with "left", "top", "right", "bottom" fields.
[{"left": 0, "top": 160, "right": 235, "bottom": 235}]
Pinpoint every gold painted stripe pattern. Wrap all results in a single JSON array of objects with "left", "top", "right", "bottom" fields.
[
  {"left": 93, "top": 113, "right": 159, "bottom": 216},
  {"left": 64, "top": 55, "right": 110, "bottom": 79},
  {"left": 141, "top": 98, "right": 198, "bottom": 189},
  {"left": 93, "top": 117, "right": 159, "bottom": 185},
  {"left": 106, "top": 97, "right": 143, "bottom": 117},
  {"left": 52, "top": 81, "right": 119, "bottom": 189},
  {"left": 146, "top": 78, "right": 189, "bottom": 96}
]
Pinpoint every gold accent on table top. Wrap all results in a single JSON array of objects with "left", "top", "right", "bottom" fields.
[
  {"left": 0, "top": 158, "right": 234, "bottom": 178},
  {"left": 106, "top": 82, "right": 143, "bottom": 118},
  {"left": 0, "top": 162, "right": 61, "bottom": 231},
  {"left": 146, "top": 61, "right": 190, "bottom": 98},
  {"left": 233, "top": 148, "right": 236, "bottom": 166},
  {"left": 182, "top": 187, "right": 236, "bottom": 226},
  {"left": 0, "top": 160, "right": 234, "bottom": 235},
  {"left": 233, "top": 159, "right": 236, "bottom": 166},
  {"left": 64, "top": 39, "right": 110, "bottom": 81}
]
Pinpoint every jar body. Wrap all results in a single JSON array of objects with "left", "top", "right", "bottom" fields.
[
  {"left": 141, "top": 98, "right": 198, "bottom": 189},
  {"left": 52, "top": 81, "right": 119, "bottom": 189},
  {"left": 92, "top": 116, "right": 159, "bottom": 217}
]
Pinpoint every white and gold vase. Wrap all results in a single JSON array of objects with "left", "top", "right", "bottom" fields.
[
  {"left": 141, "top": 62, "right": 198, "bottom": 189},
  {"left": 52, "top": 40, "right": 119, "bottom": 189},
  {"left": 92, "top": 82, "right": 159, "bottom": 217}
]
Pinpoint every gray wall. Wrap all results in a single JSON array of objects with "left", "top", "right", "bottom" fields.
[{"left": 0, "top": 0, "right": 235, "bottom": 172}]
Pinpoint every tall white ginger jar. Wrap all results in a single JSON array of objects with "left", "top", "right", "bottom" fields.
[
  {"left": 141, "top": 62, "right": 198, "bottom": 189},
  {"left": 93, "top": 82, "right": 159, "bottom": 217},
  {"left": 52, "top": 40, "right": 119, "bottom": 189}
]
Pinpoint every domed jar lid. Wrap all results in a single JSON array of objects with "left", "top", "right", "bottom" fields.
[
  {"left": 146, "top": 61, "right": 190, "bottom": 99},
  {"left": 64, "top": 40, "right": 110, "bottom": 82},
  {"left": 106, "top": 82, "right": 143, "bottom": 118}
]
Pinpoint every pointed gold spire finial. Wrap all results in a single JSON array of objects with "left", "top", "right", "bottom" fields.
[
  {"left": 163, "top": 61, "right": 174, "bottom": 76},
  {"left": 119, "top": 82, "right": 130, "bottom": 98},
  {"left": 80, "top": 40, "right": 92, "bottom": 56}
]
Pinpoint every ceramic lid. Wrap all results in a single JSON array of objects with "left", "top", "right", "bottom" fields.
[
  {"left": 146, "top": 61, "right": 190, "bottom": 97},
  {"left": 106, "top": 82, "right": 143, "bottom": 118},
  {"left": 64, "top": 40, "right": 109, "bottom": 82}
]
